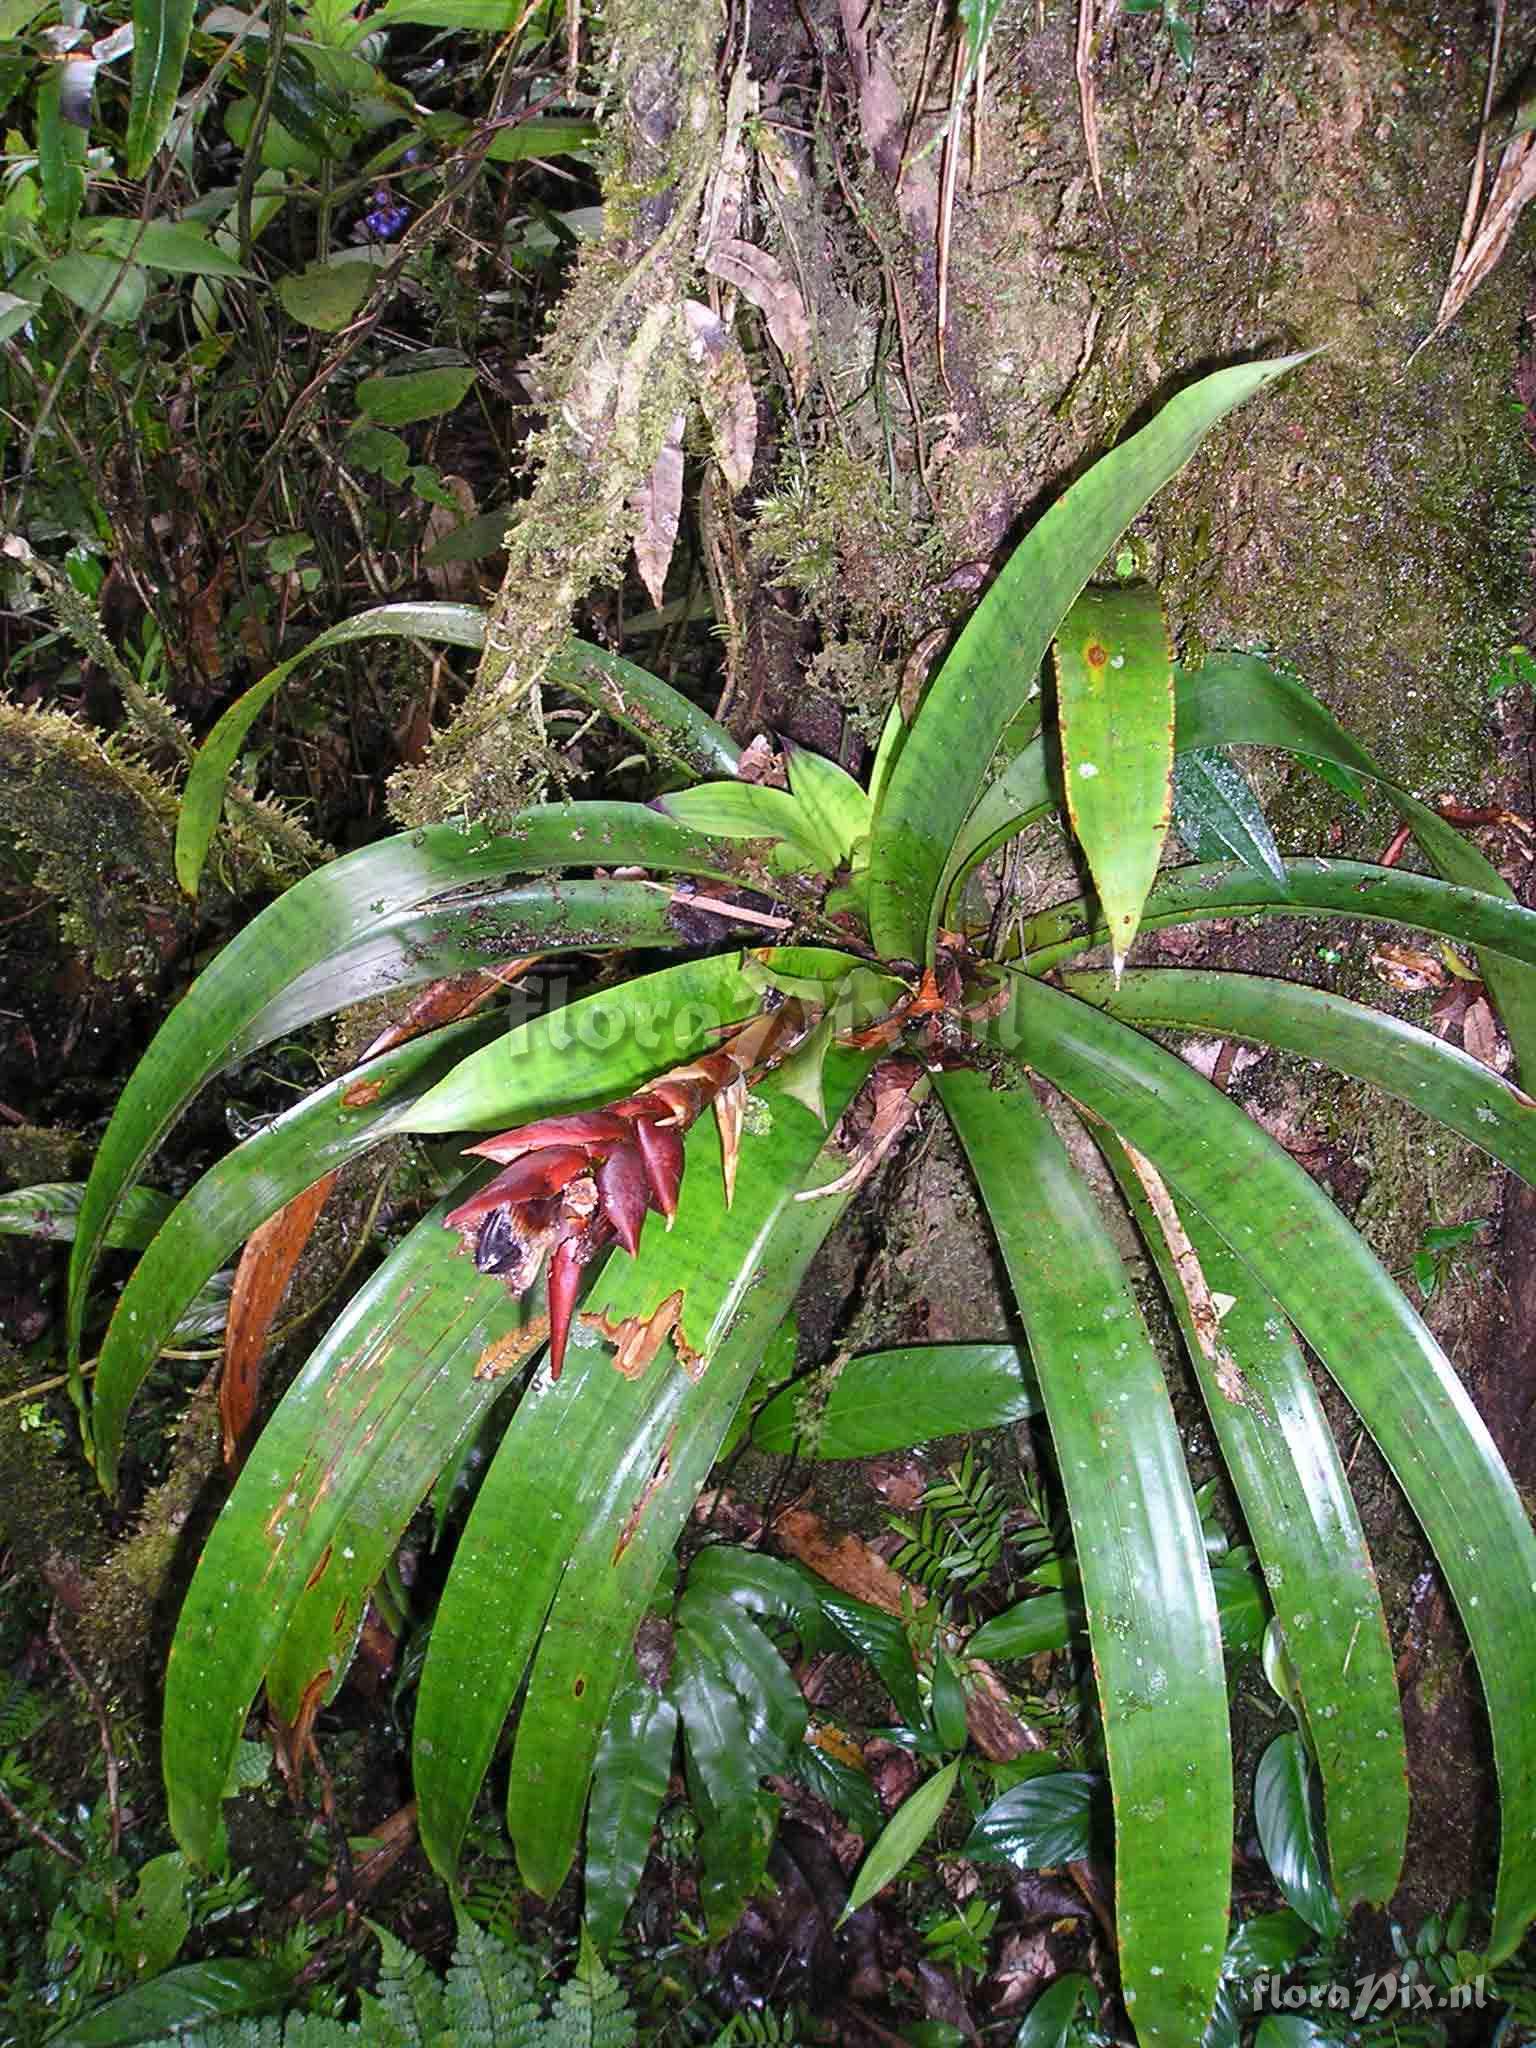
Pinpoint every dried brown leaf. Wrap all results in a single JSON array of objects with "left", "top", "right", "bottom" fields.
[
  {"left": 704, "top": 238, "right": 813, "bottom": 400},
  {"left": 630, "top": 408, "right": 687, "bottom": 609},
  {"left": 221, "top": 1173, "right": 337, "bottom": 1471},
  {"left": 683, "top": 300, "right": 757, "bottom": 492}
]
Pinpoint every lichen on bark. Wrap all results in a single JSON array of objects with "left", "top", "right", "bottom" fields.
[{"left": 388, "top": 0, "right": 724, "bottom": 831}]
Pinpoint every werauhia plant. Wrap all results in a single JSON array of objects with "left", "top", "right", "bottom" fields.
[{"left": 55, "top": 354, "right": 1536, "bottom": 2044}]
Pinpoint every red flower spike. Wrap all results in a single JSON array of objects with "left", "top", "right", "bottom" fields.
[
  {"left": 634, "top": 1118, "right": 685, "bottom": 1222},
  {"left": 646, "top": 1078, "right": 706, "bottom": 1127},
  {"left": 464, "top": 1111, "right": 631, "bottom": 1164},
  {"left": 546, "top": 1236, "right": 584, "bottom": 1379},
  {"left": 597, "top": 1142, "right": 651, "bottom": 1255}
]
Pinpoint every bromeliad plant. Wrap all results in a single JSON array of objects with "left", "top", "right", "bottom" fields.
[{"left": 62, "top": 352, "right": 1536, "bottom": 2044}]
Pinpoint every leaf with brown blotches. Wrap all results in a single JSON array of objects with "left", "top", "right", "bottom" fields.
[
  {"left": 630, "top": 408, "right": 687, "bottom": 609},
  {"left": 704, "top": 238, "right": 813, "bottom": 400},
  {"left": 582, "top": 1287, "right": 693, "bottom": 1379},
  {"left": 221, "top": 1172, "right": 336, "bottom": 1472}
]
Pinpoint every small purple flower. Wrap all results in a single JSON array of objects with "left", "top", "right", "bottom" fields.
[{"left": 361, "top": 187, "right": 411, "bottom": 241}]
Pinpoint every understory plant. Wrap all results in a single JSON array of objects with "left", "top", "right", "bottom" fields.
[{"left": 57, "top": 353, "right": 1536, "bottom": 2044}]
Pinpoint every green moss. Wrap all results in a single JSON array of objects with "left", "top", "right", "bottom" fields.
[
  {"left": 0, "top": 703, "right": 194, "bottom": 985},
  {"left": 0, "top": 1124, "right": 87, "bottom": 1189}
]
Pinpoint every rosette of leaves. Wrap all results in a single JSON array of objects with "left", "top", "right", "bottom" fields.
[{"left": 60, "top": 352, "right": 1536, "bottom": 2045}]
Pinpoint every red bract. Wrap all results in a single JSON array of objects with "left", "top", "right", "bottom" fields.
[{"left": 444, "top": 999, "right": 810, "bottom": 1378}]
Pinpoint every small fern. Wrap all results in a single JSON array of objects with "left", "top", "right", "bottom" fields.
[
  {"left": 888, "top": 1448, "right": 1009, "bottom": 1597},
  {"left": 0, "top": 1672, "right": 55, "bottom": 1749},
  {"left": 140, "top": 1921, "right": 634, "bottom": 2048}
]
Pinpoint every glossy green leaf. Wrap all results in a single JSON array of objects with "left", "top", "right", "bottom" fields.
[
  {"left": 163, "top": 1183, "right": 537, "bottom": 1868},
  {"left": 69, "top": 805, "right": 743, "bottom": 1374},
  {"left": 659, "top": 782, "right": 827, "bottom": 864},
  {"left": 239, "top": 880, "right": 687, "bottom": 1058},
  {"left": 974, "top": 973, "right": 1536, "bottom": 1963},
  {"left": 177, "top": 606, "right": 739, "bottom": 893},
  {"left": 942, "top": 1066, "right": 1231, "bottom": 2044},
  {"left": 114, "top": 1850, "right": 191, "bottom": 1979},
  {"left": 751, "top": 1342, "right": 1038, "bottom": 1457},
  {"left": 868, "top": 353, "right": 1308, "bottom": 960},
  {"left": 1073, "top": 967, "right": 1536, "bottom": 1191},
  {"left": 963, "top": 1772, "right": 1100, "bottom": 1869},
  {"left": 356, "top": 365, "right": 475, "bottom": 426},
  {"left": 544, "top": 639, "right": 740, "bottom": 782},
  {"left": 1023, "top": 858, "right": 1536, "bottom": 975},
  {"left": 967, "top": 1590, "right": 1077, "bottom": 1661},
  {"left": 1170, "top": 746, "right": 1288, "bottom": 889},
  {"left": 90, "top": 1014, "right": 498, "bottom": 1491},
  {"left": 125, "top": 0, "right": 196, "bottom": 175},
  {"left": 683, "top": 1546, "right": 833, "bottom": 1646},
  {"left": 586, "top": 1673, "right": 677, "bottom": 1950},
  {"left": 1094, "top": 1129, "right": 1407, "bottom": 1903},
  {"left": 413, "top": 1054, "right": 872, "bottom": 1894},
  {"left": 394, "top": 952, "right": 764, "bottom": 1135},
  {"left": 485, "top": 116, "right": 601, "bottom": 161},
  {"left": 83, "top": 219, "right": 250, "bottom": 277},
  {"left": 366, "top": 0, "right": 529, "bottom": 25},
  {"left": 1253, "top": 1733, "right": 1343, "bottom": 1939},
  {"left": 673, "top": 1626, "right": 779, "bottom": 1936},
  {"left": 1014, "top": 1973, "right": 1097, "bottom": 2048},
  {"left": 784, "top": 741, "right": 872, "bottom": 866},
  {"left": 47, "top": 1960, "right": 291, "bottom": 2045},
  {"left": 1254, "top": 2019, "right": 1332, "bottom": 2048},
  {"left": 839, "top": 1756, "right": 960, "bottom": 1923},
  {"left": 1054, "top": 582, "right": 1173, "bottom": 973},
  {"left": 37, "top": 70, "right": 86, "bottom": 238},
  {"left": 0, "top": 1183, "right": 172, "bottom": 1250}
]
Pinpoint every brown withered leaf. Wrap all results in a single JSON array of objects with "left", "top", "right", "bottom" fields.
[
  {"left": 1371, "top": 943, "right": 1448, "bottom": 993},
  {"left": 221, "top": 1173, "right": 337, "bottom": 1471},
  {"left": 1463, "top": 994, "right": 1501, "bottom": 1070},
  {"left": 683, "top": 300, "right": 757, "bottom": 493},
  {"left": 357, "top": 959, "right": 537, "bottom": 1063},
  {"left": 630, "top": 409, "right": 687, "bottom": 609},
  {"left": 583, "top": 1286, "right": 700, "bottom": 1379},
  {"left": 773, "top": 1504, "right": 910, "bottom": 1614},
  {"left": 704, "top": 239, "right": 813, "bottom": 400},
  {"left": 1426, "top": 127, "right": 1536, "bottom": 349}
]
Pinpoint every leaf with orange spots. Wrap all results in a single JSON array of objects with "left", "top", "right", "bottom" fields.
[{"left": 1054, "top": 582, "right": 1174, "bottom": 982}]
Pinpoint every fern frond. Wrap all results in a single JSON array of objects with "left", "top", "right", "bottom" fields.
[
  {"left": 543, "top": 1928, "right": 636, "bottom": 2048},
  {"left": 0, "top": 1672, "right": 54, "bottom": 1748},
  {"left": 366, "top": 1921, "right": 446, "bottom": 2046},
  {"left": 446, "top": 1911, "right": 542, "bottom": 2048}
]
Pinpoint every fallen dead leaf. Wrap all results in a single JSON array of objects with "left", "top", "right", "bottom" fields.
[
  {"left": 704, "top": 238, "right": 813, "bottom": 399},
  {"left": 1371, "top": 943, "right": 1448, "bottom": 992},
  {"left": 683, "top": 299, "right": 757, "bottom": 492},
  {"left": 1463, "top": 994, "right": 1502, "bottom": 1070},
  {"left": 630, "top": 408, "right": 687, "bottom": 608}
]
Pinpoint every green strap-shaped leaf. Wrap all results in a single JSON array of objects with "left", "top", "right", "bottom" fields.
[
  {"left": 1068, "top": 968, "right": 1536, "bottom": 1188},
  {"left": 867, "top": 354, "right": 1307, "bottom": 961},
  {"left": 68, "top": 804, "right": 743, "bottom": 1370},
  {"left": 544, "top": 640, "right": 740, "bottom": 782},
  {"left": 396, "top": 946, "right": 868, "bottom": 1135},
  {"left": 394, "top": 952, "right": 763, "bottom": 1135},
  {"left": 841, "top": 1758, "right": 961, "bottom": 1924},
  {"left": 1023, "top": 858, "right": 1536, "bottom": 975},
  {"left": 940, "top": 1066, "right": 1231, "bottom": 2044},
  {"left": 1094, "top": 1130, "right": 1406, "bottom": 1908},
  {"left": 947, "top": 652, "right": 1536, "bottom": 1080},
  {"left": 784, "top": 742, "right": 873, "bottom": 866},
  {"left": 751, "top": 1342, "right": 1038, "bottom": 1456},
  {"left": 1054, "top": 583, "right": 1174, "bottom": 975},
  {"left": 176, "top": 608, "right": 739, "bottom": 892},
  {"left": 1170, "top": 748, "right": 1289, "bottom": 889},
  {"left": 659, "top": 782, "right": 828, "bottom": 864},
  {"left": 37, "top": 68, "right": 87, "bottom": 237},
  {"left": 501, "top": 1055, "right": 873, "bottom": 1900},
  {"left": 163, "top": 1188, "right": 536, "bottom": 1868},
  {"left": 91, "top": 1013, "right": 500, "bottom": 1491},
  {"left": 412, "top": 1055, "right": 871, "bottom": 1892},
  {"left": 974, "top": 974, "right": 1536, "bottom": 1963},
  {"left": 230, "top": 880, "right": 687, "bottom": 1059},
  {"left": 0, "top": 1183, "right": 172, "bottom": 1250},
  {"left": 586, "top": 1673, "right": 678, "bottom": 1951},
  {"left": 125, "top": 0, "right": 197, "bottom": 175}
]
